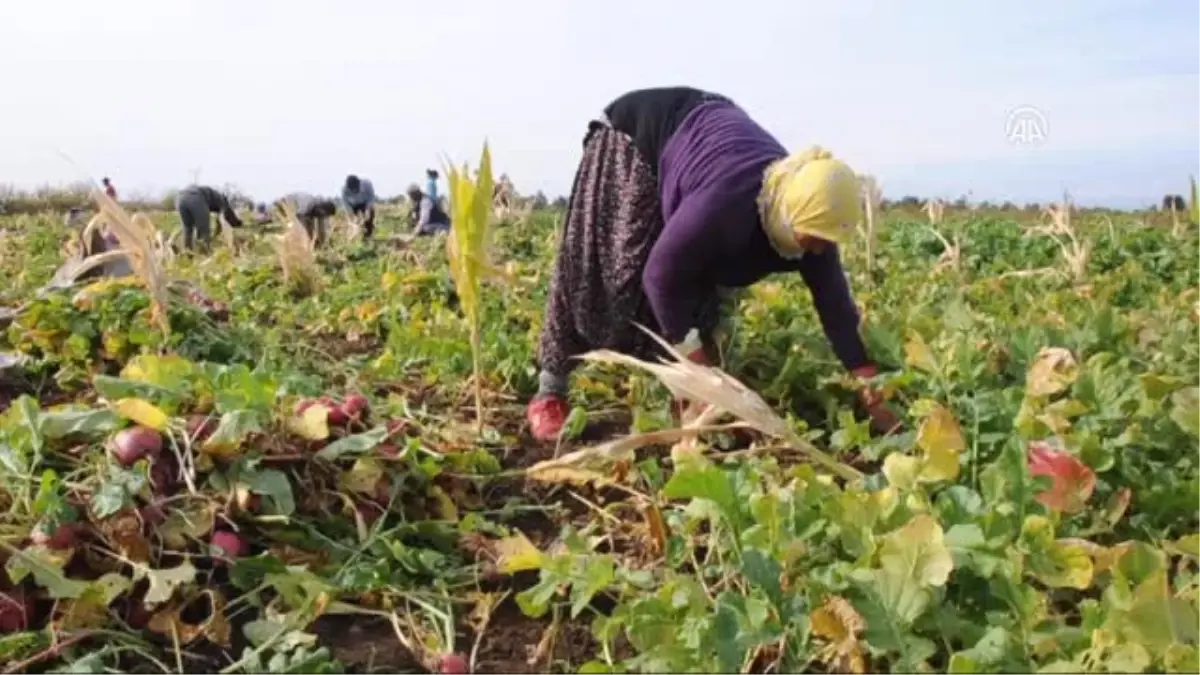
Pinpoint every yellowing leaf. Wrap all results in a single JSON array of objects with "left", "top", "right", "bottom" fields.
[
  {"left": 113, "top": 398, "right": 169, "bottom": 431},
  {"left": 147, "top": 590, "right": 231, "bottom": 647},
  {"left": 134, "top": 560, "right": 198, "bottom": 607},
  {"left": 428, "top": 485, "right": 459, "bottom": 521},
  {"left": 54, "top": 573, "right": 132, "bottom": 630},
  {"left": 1019, "top": 515, "right": 1094, "bottom": 589},
  {"left": 160, "top": 501, "right": 217, "bottom": 549},
  {"left": 1170, "top": 387, "right": 1200, "bottom": 436},
  {"left": 904, "top": 333, "right": 938, "bottom": 373},
  {"left": 1025, "top": 347, "right": 1078, "bottom": 398},
  {"left": 340, "top": 457, "right": 384, "bottom": 495},
  {"left": 882, "top": 453, "right": 922, "bottom": 491},
  {"left": 287, "top": 405, "right": 330, "bottom": 441},
  {"left": 495, "top": 531, "right": 544, "bottom": 574},
  {"left": 881, "top": 514, "right": 954, "bottom": 588},
  {"left": 809, "top": 595, "right": 866, "bottom": 674},
  {"left": 916, "top": 403, "right": 964, "bottom": 482},
  {"left": 381, "top": 271, "right": 400, "bottom": 292}
]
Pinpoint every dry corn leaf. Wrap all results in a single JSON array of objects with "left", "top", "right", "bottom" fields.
[
  {"left": 525, "top": 423, "right": 746, "bottom": 482},
  {"left": 580, "top": 326, "right": 862, "bottom": 482}
]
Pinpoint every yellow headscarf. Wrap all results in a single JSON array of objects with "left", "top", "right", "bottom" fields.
[{"left": 757, "top": 146, "right": 862, "bottom": 258}]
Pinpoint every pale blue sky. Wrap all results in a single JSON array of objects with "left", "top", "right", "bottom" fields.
[{"left": 1, "top": 0, "right": 1196, "bottom": 207}]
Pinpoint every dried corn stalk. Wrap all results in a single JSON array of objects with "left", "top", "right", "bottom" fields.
[
  {"left": 1036, "top": 193, "right": 1090, "bottom": 282},
  {"left": 78, "top": 191, "right": 171, "bottom": 336},
  {"left": 927, "top": 225, "right": 962, "bottom": 271},
  {"left": 446, "top": 142, "right": 496, "bottom": 432},
  {"left": 923, "top": 199, "right": 946, "bottom": 225},
  {"left": 579, "top": 325, "right": 862, "bottom": 482},
  {"left": 342, "top": 213, "right": 364, "bottom": 244},
  {"left": 859, "top": 175, "right": 882, "bottom": 282},
  {"left": 273, "top": 201, "right": 321, "bottom": 295}
]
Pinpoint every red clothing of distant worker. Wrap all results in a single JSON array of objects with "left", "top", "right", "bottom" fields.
[{"left": 102, "top": 177, "right": 117, "bottom": 200}]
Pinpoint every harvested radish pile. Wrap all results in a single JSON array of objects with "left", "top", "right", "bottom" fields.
[{"left": 0, "top": 188, "right": 1197, "bottom": 674}]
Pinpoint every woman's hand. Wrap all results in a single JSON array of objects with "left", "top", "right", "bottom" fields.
[
  {"left": 670, "top": 346, "right": 712, "bottom": 422},
  {"left": 852, "top": 364, "right": 904, "bottom": 435}
]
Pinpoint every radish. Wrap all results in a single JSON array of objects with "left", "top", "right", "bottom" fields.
[
  {"left": 356, "top": 501, "right": 384, "bottom": 527},
  {"left": 293, "top": 398, "right": 317, "bottom": 417},
  {"left": 326, "top": 405, "right": 349, "bottom": 426},
  {"left": 149, "top": 455, "right": 180, "bottom": 493},
  {"left": 375, "top": 443, "right": 401, "bottom": 458},
  {"left": 0, "top": 589, "right": 30, "bottom": 633},
  {"left": 30, "top": 521, "right": 76, "bottom": 550},
  {"left": 186, "top": 415, "right": 218, "bottom": 442},
  {"left": 439, "top": 653, "right": 470, "bottom": 674},
  {"left": 139, "top": 502, "right": 167, "bottom": 527},
  {"left": 342, "top": 393, "right": 369, "bottom": 418},
  {"left": 108, "top": 426, "right": 163, "bottom": 467},
  {"left": 210, "top": 530, "right": 248, "bottom": 563}
]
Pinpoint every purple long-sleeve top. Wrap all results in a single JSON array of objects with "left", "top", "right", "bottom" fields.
[{"left": 646, "top": 100, "right": 871, "bottom": 371}]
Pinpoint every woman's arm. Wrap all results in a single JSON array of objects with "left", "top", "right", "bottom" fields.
[
  {"left": 796, "top": 247, "right": 872, "bottom": 372},
  {"left": 641, "top": 191, "right": 723, "bottom": 345}
]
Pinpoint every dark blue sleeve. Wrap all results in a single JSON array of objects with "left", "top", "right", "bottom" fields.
[{"left": 797, "top": 246, "right": 871, "bottom": 370}]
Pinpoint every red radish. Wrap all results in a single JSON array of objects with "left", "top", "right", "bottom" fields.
[
  {"left": 356, "top": 502, "right": 384, "bottom": 527},
  {"left": 0, "top": 589, "right": 30, "bottom": 633},
  {"left": 124, "top": 600, "right": 152, "bottom": 629},
  {"left": 439, "top": 653, "right": 470, "bottom": 674},
  {"left": 326, "top": 405, "right": 349, "bottom": 426},
  {"left": 210, "top": 530, "right": 248, "bottom": 563},
  {"left": 149, "top": 455, "right": 180, "bottom": 493},
  {"left": 139, "top": 502, "right": 167, "bottom": 527},
  {"left": 30, "top": 521, "right": 76, "bottom": 550},
  {"left": 186, "top": 415, "right": 218, "bottom": 442},
  {"left": 343, "top": 393, "right": 369, "bottom": 417},
  {"left": 108, "top": 426, "right": 163, "bottom": 467},
  {"left": 375, "top": 443, "right": 401, "bottom": 458},
  {"left": 293, "top": 399, "right": 317, "bottom": 417}
]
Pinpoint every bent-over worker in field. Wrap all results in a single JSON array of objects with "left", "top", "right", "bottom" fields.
[
  {"left": 406, "top": 184, "right": 451, "bottom": 236},
  {"left": 525, "top": 86, "right": 902, "bottom": 442},
  {"left": 102, "top": 177, "right": 118, "bottom": 201},
  {"left": 175, "top": 185, "right": 243, "bottom": 251},
  {"left": 279, "top": 193, "right": 337, "bottom": 246},
  {"left": 342, "top": 175, "right": 377, "bottom": 238}
]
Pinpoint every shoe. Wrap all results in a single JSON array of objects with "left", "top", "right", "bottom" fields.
[{"left": 527, "top": 394, "right": 569, "bottom": 442}]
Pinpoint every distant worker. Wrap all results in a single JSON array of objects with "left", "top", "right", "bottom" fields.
[
  {"left": 175, "top": 185, "right": 243, "bottom": 251},
  {"left": 253, "top": 202, "right": 272, "bottom": 225},
  {"left": 101, "top": 177, "right": 117, "bottom": 201},
  {"left": 406, "top": 184, "right": 450, "bottom": 236},
  {"left": 279, "top": 193, "right": 337, "bottom": 246},
  {"left": 341, "top": 175, "right": 377, "bottom": 238},
  {"left": 425, "top": 169, "right": 440, "bottom": 203}
]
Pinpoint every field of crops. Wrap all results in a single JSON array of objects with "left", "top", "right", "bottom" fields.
[{"left": 0, "top": 182, "right": 1196, "bottom": 673}]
